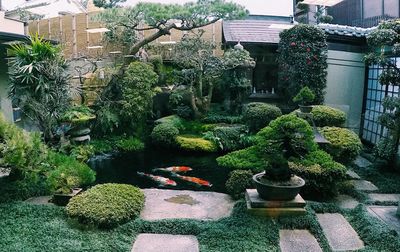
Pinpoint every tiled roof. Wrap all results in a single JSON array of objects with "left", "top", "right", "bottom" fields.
[{"left": 317, "top": 23, "right": 375, "bottom": 37}]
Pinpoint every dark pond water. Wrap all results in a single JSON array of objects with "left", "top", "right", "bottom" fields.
[{"left": 88, "top": 148, "right": 230, "bottom": 193}]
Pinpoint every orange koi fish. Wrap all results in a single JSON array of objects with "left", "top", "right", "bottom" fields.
[
  {"left": 172, "top": 174, "right": 212, "bottom": 187},
  {"left": 137, "top": 172, "right": 177, "bottom": 187},
  {"left": 153, "top": 166, "right": 193, "bottom": 173}
]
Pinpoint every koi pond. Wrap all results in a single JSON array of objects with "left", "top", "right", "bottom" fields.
[{"left": 88, "top": 148, "right": 231, "bottom": 193}]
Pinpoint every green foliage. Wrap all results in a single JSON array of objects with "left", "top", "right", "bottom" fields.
[
  {"left": 216, "top": 146, "right": 265, "bottom": 172},
  {"left": 92, "top": 103, "right": 121, "bottom": 136},
  {"left": 204, "top": 124, "right": 251, "bottom": 152},
  {"left": 175, "top": 105, "right": 193, "bottom": 119},
  {"left": 8, "top": 34, "right": 72, "bottom": 141},
  {"left": 289, "top": 150, "right": 347, "bottom": 198},
  {"left": 319, "top": 127, "right": 362, "bottom": 163},
  {"left": 311, "top": 105, "right": 346, "bottom": 127},
  {"left": 66, "top": 183, "right": 144, "bottom": 228},
  {"left": 264, "top": 154, "right": 291, "bottom": 181},
  {"left": 46, "top": 152, "right": 96, "bottom": 194},
  {"left": 257, "top": 114, "right": 317, "bottom": 158},
  {"left": 60, "top": 105, "right": 95, "bottom": 123},
  {"left": 242, "top": 102, "right": 282, "bottom": 132},
  {"left": 151, "top": 123, "right": 179, "bottom": 147},
  {"left": 154, "top": 115, "right": 184, "bottom": 130},
  {"left": 353, "top": 165, "right": 400, "bottom": 193},
  {"left": 292, "top": 86, "right": 315, "bottom": 105},
  {"left": 115, "top": 136, "right": 145, "bottom": 152},
  {"left": 93, "top": 0, "right": 126, "bottom": 8},
  {"left": 69, "top": 145, "right": 95, "bottom": 162},
  {"left": 201, "top": 114, "right": 243, "bottom": 124},
  {"left": 225, "top": 170, "right": 253, "bottom": 199},
  {"left": 176, "top": 135, "right": 217, "bottom": 152},
  {"left": 278, "top": 24, "right": 328, "bottom": 104}
]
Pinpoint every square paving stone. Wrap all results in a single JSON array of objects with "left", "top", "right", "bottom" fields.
[
  {"left": 131, "top": 234, "right": 199, "bottom": 252},
  {"left": 352, "top": 180, "right": 378, "bottom": 192},
  {"left": 317, "top": 213, "right": 364, "bottom": 251},
  {"left": 279, "top": 230, "right": 322, "bottom": 252},
  {"left": 353, "top": 156, "right": 372, "bottom": 168},
  {"left": 367, "top": 206, "right": 400, "bottom": 234},
  {"left": 332, "top": 195, "right": 359, "bottom": 209},
  {"left": 368, "top": 193, "right": 400, "bottom": 203},
  {"left": 25, "top": 196, "right": 54, "bottom": 205},
  {"left": 346, "top": 170, "right": 361, "bottom": 180}
]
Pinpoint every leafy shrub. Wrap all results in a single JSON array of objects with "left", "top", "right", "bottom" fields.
[
  {"left": 176, "top": 135, "right": 217, "bottom": 152},
  {"left": 374, "top": 137, "right": 397, "bottom": 161},
  {"left": 151, "top": 123, "right": 179, "bottom": 147},
  {"left": 46, "top": 152, "right": 96, "bottom": 194},
  {"left": 116, "top": 136, "right": 145, "bottom": 152},
  {"left": 154, "top": 115, "right": 184, "bottom": 130},
  {"left": 257, "top": 114, "right": 317, "bottom": 157},
  {"left": 319, "top": 127, "right": 362, "bottom": 163},
  {"left": 175, "top": 105, "right": 193, "bottom": 119},
  {"left": 66, "top": 183, "right": 144, "bottom": 228},
  {"left": 242, "top": 102, "right": 282, "bottom": 132},
  {"left": 204, "top": 124, "right": 250, "bottom": 152},
  {"left": 201, "top": 114, "right": 243, "bottom": 124},
  {"left": 225, "top": 170, "right": 254, "bottom": 199},
  {"left": 70, "top": 145, "right": 95, "bottom": 162},
  {"left": 60, "top": 105, "right": 95, "bottom": 123},
  {"left": 216, "top": 146, "right": 265, "bottom": 172},
  {"left": 89, "top": 139, "right": 114, "bottom": 154},
  {"left": 311, "top": 105, "right": 346, "bottom": 127},
  {"left": 293, "top": 86, "right": 315, "bottom": 105},
  {"left": 289, "top": 150, "right": 347, "bottom": 198}
]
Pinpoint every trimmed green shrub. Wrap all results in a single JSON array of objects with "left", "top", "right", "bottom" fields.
[
  {"left": 70, "top": 145, "right": 95, "bottom": 162},
  {"left": 242, "top": 102, "right": 282, "bottom": 132},
  {"left": 176, "top": 135, "right": 217, "bottom": 152},
  {"left": 257, "top": 114, "right": 317, "bottom": 157},
  {"left": 201, "top": 114, "right": 243, "bottom": 124},
  {"left": 151, "top": 123, "right": 179, "bottom": 147},
  {"left": 116, "top": 136, "right": 145, "bottom": 152},
  {"left": 154, "top": 115, "right": 184, "bottom": 130},
  {"left": 203, "top": 124, "right": 250, "bottom": 151},
  {"left": 66, "top": 183, "right": 144, "bottom": 228},
  {"left": 225, "top": 170, "right": 254, "bottom": 199},
  {"left": 46, "top": 152, "right": 96, "bottom": 194},
  {"left": 311, "top": 105, "right": 346, "bottom": 127},
  {"left": 175, "top": 105, "right": 193, "bottom": 119},
  {"left": 319, "top": 127, "right": 362, "bottom": 163},
  {"left": 289, "top": 150, "right": 347, "bottom": 198},
  {"left": 216, "top": 146, "right": 265, "bottom": 172}
]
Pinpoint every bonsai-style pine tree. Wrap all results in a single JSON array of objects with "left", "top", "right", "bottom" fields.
[{"left": 365, "top": 19, "right": 400, "bottom": 167}]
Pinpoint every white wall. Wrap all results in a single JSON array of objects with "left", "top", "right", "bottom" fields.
[
  {"left": 0, "top": 11, "right": 25, "bottom": 35},
  {"left": 325, "top": 50, "right": 366, "bottom": 132}
]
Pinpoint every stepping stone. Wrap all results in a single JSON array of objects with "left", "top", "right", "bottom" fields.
[
  {"left": 346, "top": 170, "right": 361, "bottom": 180},
  {"left": 367, "top": 206, "right": 400, "bottom": 234},
  {"left": 368, "top": 193, "right": 400, "bottom": 203},
  {"left": 279, "top": 230, "right": 322, "bottom": 252},
  {"left": 317, "top": 213, "right": 364, "bottom": 251},
  {"left": 353, "top": 156, "right": 372, "bottom": 168},
  {"left": 333, "top": 195, "right": 359, "bottom": 209},
  {"left": 25, "top": 196, "right": 54, "bottom": 205},
  {"left": 141, "top": 189, "right": 235, "bottom": 220},
  {"left": 352, "top": 180, "right": 378, "bottom": 192},
  {"left": 131, "top": 234, "right": 199, "bottom": 252},
  {"left": 0, "top": 167, "right": 11, "bottom": 178}
]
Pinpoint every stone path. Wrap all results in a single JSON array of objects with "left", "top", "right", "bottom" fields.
[
  {"left": 279, "top": 230, "right": 322, "bottom": 252},
  {"left": 317, "top": 213, "right": 364, "bottom": 251},
  {"left": 25, "top": 196, "right": 54, "bottom": 205},
  {"left": 332, "top": 195, "right": 359, "bottom": 209},
  {"left": 368, "top": 193, "right": 400, "bottom": 203},
  {"left": 346, "top": 170, "right": 361, "bottom": 180},
  {"left": 131, "top": 234, "right": 199, "bottom": 252},
  {"left": 140, "top": 189, "right": 235, "bottom": 220},
  {"left": 0, "top": 167, "right": 11, "bottom": 178},
  {"left": 353, "top": 156, "right": 372, "bottom": 168},
  {"left": 352, "top": 180, "right": 378, "bottom": 192},
  {"left": 367, "top": 206, "right": 400, "bottom": 234}
]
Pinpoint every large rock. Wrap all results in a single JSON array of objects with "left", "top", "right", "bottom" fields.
[
  {"left": 317, "top": 213, "right": 364, "bottom": 251},
  {"left": 352, "top": 180, "right": 378, "bottom": 192},
  {"left": 279, "top": 230, "right": 322, "bottom": 252},
  {"left": 131, "top": 234, "right": 199, "bottom": 252},
  {"left": 141, "top": 189, "right": 235, "bottom": 220}
]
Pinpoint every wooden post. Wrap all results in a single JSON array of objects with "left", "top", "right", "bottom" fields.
[
  {"left": 72, "top": 14, "right": 77, "bottom": 58},
  {"left": 48, "top": 19, "right": 51, "bottom": 40}
]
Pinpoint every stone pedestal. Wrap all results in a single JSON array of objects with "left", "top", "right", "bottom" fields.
[{"left": 245, "top": 189, "right": 306, "bottom": 217}]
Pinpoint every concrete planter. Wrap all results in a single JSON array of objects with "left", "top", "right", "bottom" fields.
[{"left": 52, "top": 188, "right": 82, "bottom": 206}]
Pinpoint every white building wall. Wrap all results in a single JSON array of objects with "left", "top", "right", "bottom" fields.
[{"left": 0, "top": 11, "right": 25, "bottom": 35}]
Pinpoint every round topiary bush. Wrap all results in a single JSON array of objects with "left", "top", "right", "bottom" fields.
[
  {"left": 311, "top": 105, "right": 346, "bottom": 127},
  {"left": 319, "top": 126, "right": 362, "bottom": 163},
  {"left": 176, "top": 135, "right": 217, "bottom": 152},
  {"left": 225, "top": 170, "right": 254, "bottom": 199},
  {"left": 151, "top": 123, "right": 179, "bottom": 147},
  {"left": 242, "top": 102, "right": 282, "bottom": 132},
  {"left": 66, "top": 183, "right": 144, "bottom": 228}
]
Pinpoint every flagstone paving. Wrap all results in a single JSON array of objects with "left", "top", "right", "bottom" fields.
[
  {"left": 140, "top": 189, "right": 235, "bottom": 220},
  {"left": 368, "top": 193, "right": 400, "bottom": 203},
  {"left": 352, "top": 180, "right": 378, "bottom": 192},
  {"left": 317, "top": 213, "right": 364, "bottom": 251},
  {"left": 367, "top": 206, "right": 400, "bottom": 234},
  {"left": 346, "top": 170, "right": 361, "bottom": 180},
  {"left": 353, "top": 156, "right": 372, "bottom": 168},
  {"left": 25, "top": 196, "right": 54, "bottom": 205},
  {"left": 0, "top": 167, "right": 10, "bottom": 178},
  {"left": 131, "top": 234, "right": 199, "bottom": 252},
  {"left": 279, "top": 230, "right": 322, "bottom": 252},
  {"left": 332, "top": 195, "right": 359, "bottom": 209}
]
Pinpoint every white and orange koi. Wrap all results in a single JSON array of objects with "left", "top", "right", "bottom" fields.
[
  {"left": 152, "top": 166, "right": 193, "bottom": 173},
  {"left": 172, "top": 174, "right": 212, "bottom": 187},
  {"left": 137, "top": 172, "right": 177, "bottom": 187}
]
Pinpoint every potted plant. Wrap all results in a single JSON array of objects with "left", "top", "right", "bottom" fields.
[
  {"left": 293, "top": 86, "right": 315, "bottom": 113},
  {"left": 51, "top": 174, "right": 83, "bottom": 206},
  {"left": 253, "top": 153, "right": 305, "bottom": 201}
]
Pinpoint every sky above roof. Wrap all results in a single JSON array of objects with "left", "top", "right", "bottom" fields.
[{"left": 123, "top": 0, "right": 294, "bottom": 17}]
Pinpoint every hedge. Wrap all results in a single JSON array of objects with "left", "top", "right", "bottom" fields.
[
  {"left": 311, "top": 105, "right": 346, "bottom": 127},
  {"left": 176, "top": 135, "right": 217, "bottom": 152},
  {"left": 242, "top": 102, "right": 282, "bottom": 132}
]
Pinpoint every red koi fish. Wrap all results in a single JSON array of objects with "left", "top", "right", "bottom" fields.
[
  {"left": 172, "top": 174, "right": 212, "bottom": 187},
  {"left": 153, "top": 166, "right": 193, "bottom": 173},
  {"left": 137, "top": 172, "right": 177, "bottom": 187}
]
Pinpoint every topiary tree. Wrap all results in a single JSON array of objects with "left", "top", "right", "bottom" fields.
[
  {"left": 278, "top": 24, "right": 328, "bottom": 104},
  {"left": 365, "top": 19, "right": 400, "bottom": 168},
  {"left": 242, "top": 102, "right": 282, "bottom": 132}
]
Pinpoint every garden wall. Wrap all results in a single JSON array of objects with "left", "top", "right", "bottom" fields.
[
  {"left": 0, "top": 45, "right": 13, "bottom": 122},
  {"left": 325, "top": 50, "right": 365, "bottom": 132}
]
